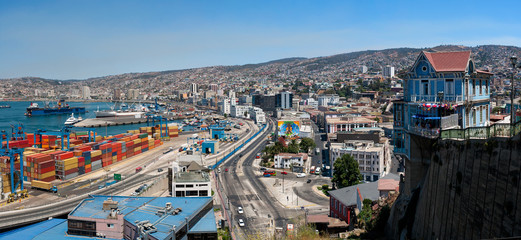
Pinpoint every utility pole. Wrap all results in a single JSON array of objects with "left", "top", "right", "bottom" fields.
[{"left": 511, "top": 56, "right": 518, "bottom": 129}]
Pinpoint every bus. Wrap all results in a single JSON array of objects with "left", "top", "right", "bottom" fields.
[
  {"left": 310, "top": 166, "right": 315, "bottom": 174},
  {"left": 263, "top": 170, "right": 277, "bottom": 177}
]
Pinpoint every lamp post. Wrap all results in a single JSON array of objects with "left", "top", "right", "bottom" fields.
[{"left": 511, "top": 56, "right": 518, "bottom": 127}]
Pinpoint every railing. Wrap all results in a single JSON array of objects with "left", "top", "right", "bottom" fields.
[
  {"left": 440, "top": 122, "right": 521, "bottom": 140},
  {"left": 408, "top": 126, "right": 440, "bottom": 139},
  {"left": 440, "top": 114, "right": 459, "bottom": 129},
  {"left": 409, "top": 95, "right": 463, "bottom": 103}
]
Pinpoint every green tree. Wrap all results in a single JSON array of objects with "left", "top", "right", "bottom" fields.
[
  {"left": 358, "top": 199, "right": 374, "bottom": 230},
  {"left": 299, "top": 137, "right": 316, "bottom": 153},
  {"left": 332, "top": 154, "right": 362, "bottom": 188},
  {"left": 287, "top": 139, "right": 300, "bottom": 153}
]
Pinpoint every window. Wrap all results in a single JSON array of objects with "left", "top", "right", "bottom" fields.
[
  {"left": 107, "top": 224, "right": 114, "bottom": 228},
  {"left": 480, "top": 80, "right": 484, "bottom": 95},
  {"left": 176, "top": 184, "right": 185, "bottom": 188},
  {"left": 486, "top": 105, "right": 489, "bottom": 121},
  {"left": 199, "top": 190, "right": 209, "bottom": 196},
  {"left": 422, "top": 80, "right": 429, "bottom": 95},
  {"left": 445, "top": 79, "right": 454, "bottom": 95},
  {"left": 199, "top": 184, "right": 208, "bottom": 187},
  {"left": 473, "top": 109, "right": 477, "bottom": 125},
  {"left": 185, "top": 184, "right": 194, "bottom": 188},
  {"left": 480, "top": 106, "right": 483, "bottom": 123}
]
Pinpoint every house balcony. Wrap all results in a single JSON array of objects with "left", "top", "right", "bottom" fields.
[
  {"left": 409, "top": 95, "right": 463, "bottom": 103},
  {"left": 408, "top": 114, "right": 460, "bottom": 139}
]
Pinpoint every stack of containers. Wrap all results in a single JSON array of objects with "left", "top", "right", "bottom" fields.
[
  {"left": 169, "top": 125, "right": 179, "bottom": 138},
  {"left": 91, "top": 149, "right": 102, "bottom": 171},
  {"left": 33, "top": 154, "right": 55, "bottom": 182},
  {"left": 82, "top": 151, "right": 92, "bottom": 173},
  {"left": 54, "top": 152, "right": 78, "bottom": 180},
  {"left": 141, "top": 134, "right": 149, "bottom": 152},
  {"left": 1, "top": 173, "right": 15, "bottom": 193},
  {"left": 41, "top": 135, "right": 57, "bottom": 149}
]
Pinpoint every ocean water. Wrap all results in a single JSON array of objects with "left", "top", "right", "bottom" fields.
[{"left": 0, "top": 101, "right": 186, "bottom": 137}]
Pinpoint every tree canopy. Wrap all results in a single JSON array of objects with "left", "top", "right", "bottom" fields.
[
  {"left": 299, "top": 137, "right": 316, "bottom": 153},
  {"left": 332, "top": 153, "right": 363, "bottom": 188}
]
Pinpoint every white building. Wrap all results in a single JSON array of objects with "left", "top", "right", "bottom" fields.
[
  {"left": 326, "top": 116, "right": 377, "bottom": 134},
  {"left": 383, "top": 65, "right": 395, "bottom": 78},
  {"left": 190, "top": 83, "right": 198, "bottom": 94},
  {"left": 81, "top": 86, "right": 91, "bottom": 99},
  {"left": 220, "top": 98, "right": 231, "bottom": 115},
  {"left": 318, "top": 94, "right": 340, "bottom": 106},
  {"left": 330, "top": 140, "right": 390, "bottom": 182},
  {"left": 279, "top": 91, "right": 293, "bottom": 109},
  {"left": 231, "top": 105, "right": 249, "bottom": 118},
  {"left": 360, "top": 65, "right": 368, "bottom": 74},
  {"left": 249, "top": 106, "right": 266, "bottom": 124},
  {"left": 274, "top": 153, "right": 309, "bottom": 169},
  {"left": 210, "top": 84, "right": 219, "bottom": 92},
  {"left": 172, "top": 171, "right": 211, "bottom": 197},
  {"left": 299, "top": 125, "right": 313, "bottom": 138}
]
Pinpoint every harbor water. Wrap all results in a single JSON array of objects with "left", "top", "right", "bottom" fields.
[{"left": 0, "top": 101, "right": 192, "bottom": 136}]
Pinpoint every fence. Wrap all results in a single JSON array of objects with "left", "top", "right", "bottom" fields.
[
  {"left": 210, "top": 123, "right": 267, "bottom": 169},
  {"left": 440, "top": 122, "right": 521, "bottom": 140}
]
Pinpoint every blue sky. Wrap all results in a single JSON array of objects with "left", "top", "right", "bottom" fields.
[{"left": 1, "top": 0, "right": 520, "bottom": 80}]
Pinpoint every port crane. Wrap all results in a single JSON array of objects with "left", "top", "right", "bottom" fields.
[
  {"left": 145, "top": 113, "right": 169, "bottom": 139},
  {"left": 34, "top": 126, "right": 96, "bottom": 151},
  {"left": 0, "top": 124, "right": 28, "bottom": 202}
]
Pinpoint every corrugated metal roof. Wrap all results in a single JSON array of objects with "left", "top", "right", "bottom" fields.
[
  {"left": 0, "top": 218, "right": 66, "bottom": 240},
  {"left": 188, "top": 209, "right": 218, "bottom": 233}
]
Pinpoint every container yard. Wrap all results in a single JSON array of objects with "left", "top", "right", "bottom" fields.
[{"left": 0, "top": 123, "right": 181, "bottom": 199}]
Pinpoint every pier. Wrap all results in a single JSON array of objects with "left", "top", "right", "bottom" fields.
[{"left": 73, "top": 114, "right": 195, "bottom": 128}]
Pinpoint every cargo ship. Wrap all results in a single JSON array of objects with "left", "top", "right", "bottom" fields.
[{"left": 25, "top": 100, "right": 86, "bottom": 116}]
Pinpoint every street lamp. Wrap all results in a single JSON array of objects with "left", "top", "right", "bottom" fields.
[{"left": 511, "top": 55, "right": 518, "bottom": 126}]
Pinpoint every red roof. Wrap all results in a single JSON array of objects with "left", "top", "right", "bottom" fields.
[{"left": 423, "top": 51, "right": 471, "bottom": 72}]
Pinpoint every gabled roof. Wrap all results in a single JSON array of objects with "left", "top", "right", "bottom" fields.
[{"left": 423, "top": 51, "right": 471, "bottom": 72}]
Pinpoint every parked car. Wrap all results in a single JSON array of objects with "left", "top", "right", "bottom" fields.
[
  {"left": 238, "top": 206, "right": 244, "bottom": 214},
  {"left": 296, "top": 173, "right": 306, "bottom": 178},
  {"left": 238, "top": 219, "right": 245, "bottom": 227},
  {"left": 157, "top": 168, "right": 163, "bottom": 172},
  {"left": 281, "top": 171, "right": 288, "bottom": 175},
  {"left": 260, "top": 167, "right": 266, "bottom": 171},
  {"left": 306, "top": 179, "right": 312, "bottom": 184},
  {"left": 225, "top": 168, "right": 229, "bottom": 172}
]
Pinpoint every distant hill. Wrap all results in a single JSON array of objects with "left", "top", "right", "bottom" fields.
[{"left": 1, "top": 45, "right": 521, "bottom": 97}]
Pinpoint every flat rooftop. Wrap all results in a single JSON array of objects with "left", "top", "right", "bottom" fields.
[{"left": 175, "top": 171, "right": 210, "bottom": 183}]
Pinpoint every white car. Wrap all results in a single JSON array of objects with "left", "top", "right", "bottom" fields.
[
  {"left": 237, "top": 206, "right": 244, "bottom": 214},
  {"left": 296, "top": 173, "right": 306, "bottom": 178},
  {"left": 238, "top": 218, "right": 245, "bottom": 227}
]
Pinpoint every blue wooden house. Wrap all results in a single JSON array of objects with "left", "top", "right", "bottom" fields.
[{"left": 393, "top": 51, "right": 493, "bottom": 157}]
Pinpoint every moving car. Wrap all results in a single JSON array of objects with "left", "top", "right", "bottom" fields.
[
  {"left": 281, "top": 171, "right": 288, "bottom": 175},
  {"left": 307, "top": 179, "right": 312, "bottom": 184},
  {"left": 225, "top": 168, "right": 229, "bottom": 172},
  {"left": 238, "top": 206, "right": 244, "bottom": 214},
  {"left": 238, "top": 219, "right": 245, "bottom": 227},
  {"left": 296, "top": 173, "right": 306, "bottom": 178}
]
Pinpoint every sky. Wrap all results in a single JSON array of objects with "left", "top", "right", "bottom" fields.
[{"left": 1, "top": 0, "right": 520, "bottom": 80}]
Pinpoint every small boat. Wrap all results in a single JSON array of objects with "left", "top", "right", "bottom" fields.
[
  {"left": 0, "top": 105, "right": 11, "bottom": 108},
  {"left": 64, "top": 113, "right": 83, "bottom": 125}
]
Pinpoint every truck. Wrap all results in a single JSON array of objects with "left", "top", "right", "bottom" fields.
[
  {"left": 163, "top": 147, "right": 174, "bottom": 154},
  {"left": 31, "top": 180, "right": 58, "bottom": 193}
]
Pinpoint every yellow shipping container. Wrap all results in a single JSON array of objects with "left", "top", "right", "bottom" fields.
[
  {"left": 91, "top": 150, "right": 102, "bottom": 157},
  {"left": 112, "top": 156, "right": 117, "bottom": 161},
  {"left": 135, "top": 146, "right": 141, "bottom": 151},
  {"left": 63, "top": 157, "right": 78, "bottom": 165},
  {"left": 38, "top": 171, "right": 55, "bottom": 179},
  {"left": 122, "top": 156, "right": 126, "bottom": 160}
]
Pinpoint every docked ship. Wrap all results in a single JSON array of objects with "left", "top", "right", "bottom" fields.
[
  {"left": 25, "top": 101, "right": 86, "bottom": 116},
  {"left": 64, "top": 113, "right": 83, "bottom": 125},
  {"left": 95, "top": 104, "right": 147, "bottom": 118}
]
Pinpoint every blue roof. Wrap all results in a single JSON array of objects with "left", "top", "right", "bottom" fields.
[
  {"left": 69, "top": 195, "right": 152, "bottom": 219},
  {"left": 32, "top": 221, "right": 120, "bottom": 240},
  {"left": 0, "top": 218, "right": 66, "bottom": 240},
  {"left": 189, "top": 209, "right": 217, "bottom": 233},
  {"left": 123, "top": 196, "right": 213, "bottom": 240}
]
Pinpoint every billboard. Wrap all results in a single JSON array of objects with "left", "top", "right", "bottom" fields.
[{"left": 277, "top": 120, "right": 300, "bottom": 137}]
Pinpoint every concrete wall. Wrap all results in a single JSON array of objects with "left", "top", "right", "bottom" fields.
[{"left": 388, "top": 134, "right": 521, "bottom": 239}]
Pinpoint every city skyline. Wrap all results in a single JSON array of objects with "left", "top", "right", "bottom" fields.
[{"left": 1, "top": 0, "right": 520, "bottom": 80}]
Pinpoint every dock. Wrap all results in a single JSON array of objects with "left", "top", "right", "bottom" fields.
[
  {"left": 73, "top": 117, "right": 148, "bottom": 128},
  {"left": 73, "top": 114, "right": 196, "bottom": 128}
]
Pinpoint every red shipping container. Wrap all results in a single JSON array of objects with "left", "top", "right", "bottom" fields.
[
  {"left": 65, "top": 168, "right": 78, "bottom": 175},
  {"left": 36, "top": 160, "right": 54, "bottom": 169},
  {"left": 37, "top": 166, "right": 55, "bottom": 174},
  {"left": 85, "top": 168, "right": 91, "bottom": 173},
  {"left": 41, "top": 176, "right": 55, "bottom": 182},
  {"left": 57, "top": 152, "right": 74, "bottom": 160}
]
